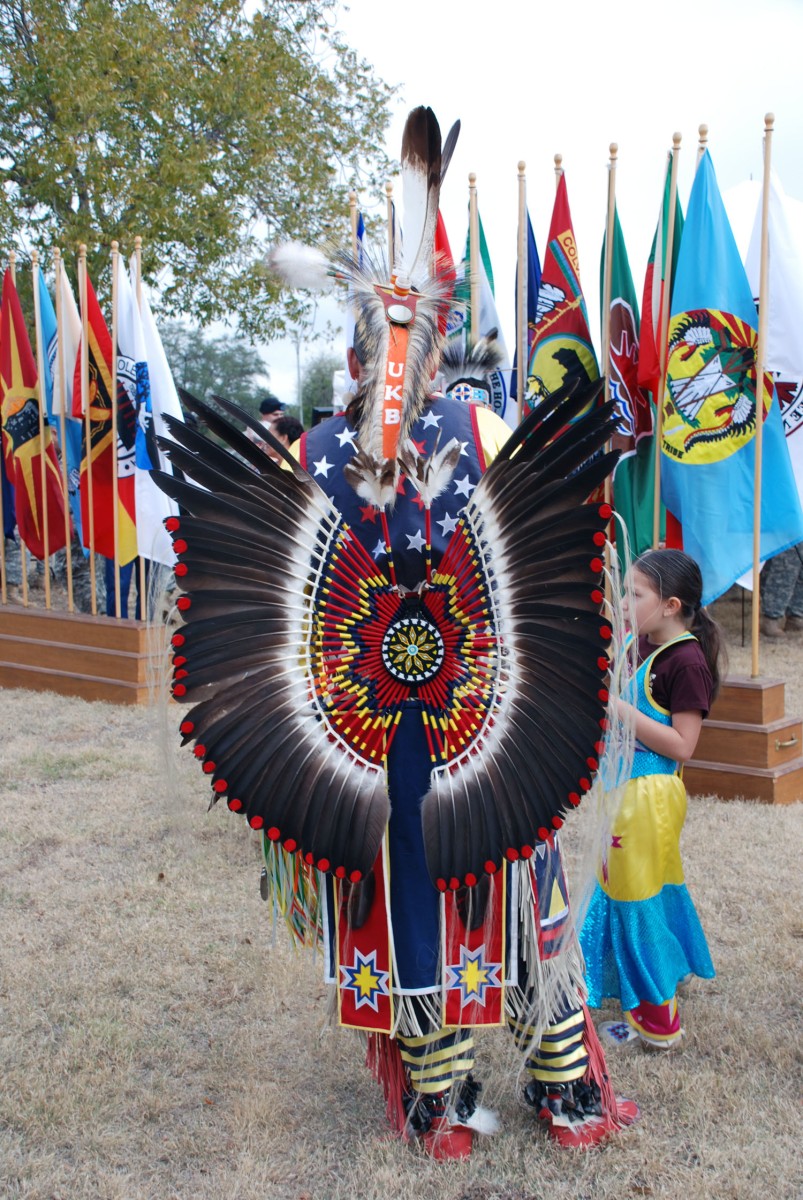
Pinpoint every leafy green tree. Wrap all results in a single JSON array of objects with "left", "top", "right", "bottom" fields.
[
  {"left": 300, "top": 350, "right": 342, "bottom": 426},
  {"left": 0, "top": 0, "right": 393, "bottom": 335},
  {"left": 159, "top": 321, "right": 271, "bottom": 420}
]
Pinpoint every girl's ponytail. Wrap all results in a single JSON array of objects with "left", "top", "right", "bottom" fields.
[{"left": 690, "top": 606, "right": 727, "bottom": 701}]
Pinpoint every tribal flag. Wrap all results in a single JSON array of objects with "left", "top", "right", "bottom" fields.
[
  {"left": 73, "top": 273, "right": 137, "bottom": 563},
  {"left": 600, "top": 205, "right": 656, "bottom": 557},
  {"left": 638, "top": 153, "right": 684, "bottom": 401},
  {"left": 448, "top": 210, "right": 514, "bottom": 425},
  {"left": 510, "top": 210, "right": 541, "bottom": 410},
  {"left": 0, "top": 270, "right": 67, "bottom": 558},
  {"left": 661, "top": 150, "right": 803, "bottom": 604},
  {"left": 135, "top": 260, "right": 183, "bottom": 559},
  {"left": 526, "top": 173, "right": 598, "bottom": 415},
  {"left": 37, "top": 268, "right": 84, "bottom": 544},
  {"left": 122, "top": 256, "right": 180, "bottom": 566}
]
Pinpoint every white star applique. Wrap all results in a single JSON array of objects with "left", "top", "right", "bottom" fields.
[
  {"left": 336, "top": 427, "right": 357, "bottom": 448},
  {"left": 453, "top": 473, "right": 476, "bottom": 498},
  {"left": 459, "top": 440, "right": 469, "bottom": 457},
  {"left": 421, "top": 410, "right": 443, "bottom": 429},
  {"left": 372, "top": 538, "right": 387, "bottom": 559},
  {"left": 406, "top": 529, "right": 426, "bottom": 552},
  {"left": 436, "top": 513, "right": 458, "bottom": 536},
  {"left": 313, "top": 456, "right": 333, "bottom": 478}
]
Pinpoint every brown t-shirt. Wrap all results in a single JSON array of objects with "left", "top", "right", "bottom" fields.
[{"left": 639, "top": 635, "right": 714, "bottom": 718}]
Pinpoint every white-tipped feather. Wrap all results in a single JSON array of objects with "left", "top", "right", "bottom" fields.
[
  {"left": 268, "top": 242, "right": 333, "bottom": 291},
  {"left": 398, "top": 435, "right": 462, "bottom": 507},
  {"left": 343, "top": 448, "right": 399, "bottom": 510},
  {"left": 399, "top": 107, "right": 441, "bottom": 290}
]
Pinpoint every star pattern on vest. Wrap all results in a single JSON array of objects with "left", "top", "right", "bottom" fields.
[
  {"left": 453, "top": 473, "right": 476, "bottom": 498},
  {"left": 302, "top": 400, "right": 484, "bottom": 586}
]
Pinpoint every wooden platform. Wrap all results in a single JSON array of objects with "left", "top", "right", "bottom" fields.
[
  {"left": 0, "top": 603, "right": 159, "bottom": 705},
  {"left": 686, "top": 675, "right": 803, "bottom": 804}
]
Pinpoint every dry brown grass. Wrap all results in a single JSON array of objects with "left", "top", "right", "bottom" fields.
[{"left": 1, "top": 601, "right": 802, "bottom": 1200}]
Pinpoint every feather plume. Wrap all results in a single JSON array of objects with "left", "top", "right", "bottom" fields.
[
  {"left": 397, "top": 434, "right": 462, "bottom": 507},
  {"left": 342, "top": 445, "right": 400, "bottom": 509},
  {"left": 440, "top": 119, "right": 461, "bottom": 183},
  {"left": 399, "top": 106, "right": 442, "bottom": 288},
  {"left": 267, "top": 241, "right": 333, "bottom": 291}
]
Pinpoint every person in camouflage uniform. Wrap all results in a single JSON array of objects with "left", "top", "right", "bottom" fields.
[{"left": 761, "top": 543, "right": 803, "bottom": 637}]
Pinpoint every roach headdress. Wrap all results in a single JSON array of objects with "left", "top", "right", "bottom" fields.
[
  {"left": 269, "top": 106, "right": 458, "bottom": 507},
  {"left": 440, "top": 330, "right": 505, "bottom": 407}
]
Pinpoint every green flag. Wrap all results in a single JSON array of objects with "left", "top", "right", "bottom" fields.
[{"left": 601, "top": 205, "right": 662, "bottom": 557}]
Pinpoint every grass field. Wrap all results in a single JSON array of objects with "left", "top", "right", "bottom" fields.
[{"left": 1, "top": 592, "right": 801, "bottom": 1199}]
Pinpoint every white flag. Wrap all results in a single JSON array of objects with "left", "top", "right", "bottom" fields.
[
  {"left": 728, "top": 176, "right": 803, "bottom": 589},
  {"left": 120, "top": 257, "right": 181, "bottom": 566},
  {"left": 52, "top": 268, "right": 82, "bottom": 416}
]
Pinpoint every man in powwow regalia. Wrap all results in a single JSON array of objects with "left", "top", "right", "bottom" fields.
[{"left": 153, "top": 106, "right": 638, "bottom": 1158}]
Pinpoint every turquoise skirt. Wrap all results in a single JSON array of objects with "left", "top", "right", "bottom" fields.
[{"left": 581, "top": 881, "right": 715, "bottom": 1012}]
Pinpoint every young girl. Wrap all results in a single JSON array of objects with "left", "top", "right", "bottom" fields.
[{"left": 580, "top": 548, "right": 726, "bottom": 1049}]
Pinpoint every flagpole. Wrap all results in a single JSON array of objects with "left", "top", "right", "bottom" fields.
[
  {"left": 0, "top": 254, "right": 7, "bottom": 604},
  {"left": 516, "top": 161, "right": 527, "bottom": 424},
  {"left": 554, "top": 153, "right": 563, "bottom": 190},
  {"left": 54, "top": 248, "right": 74, "bottom": 612},
  {"left": 110, "top": 241, "right": 122, "bottom": 619},
  {"left": 385, "top": 182, "right": 394, "bottom": 270},
  {"left": 10, "top": 250, "right": 30, "bottom": 608},
  {"left": 134, "top": 235, "right": 147, "bottom": 620},
  {"left": 752, "top": 114, "right": 775, "bottom": 679},
  {"left": 696, "top": 124, "right": 708, "bottom": 168},
  {"left": 602, "top": 144, "right": 618, "bottom": 515},
  {"left": 349, "top": 192, "right": 358, "bottom": 259},
  {"left": 79, "top": 243, "right": 98, "bottom": 616},
  {"left": 652, "top": 133, "right": 682, "bottom": 548},
  {"left": 468, "top": 173, "right": 480, "bottom": 348},
  {"left": 31, "top": 250, "right": 52, "bottom": 609}
]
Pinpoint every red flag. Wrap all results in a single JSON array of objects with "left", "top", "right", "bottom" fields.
[
  {"left": 74, "top": 274, "right": 137, "bottom": 563},
  {"left": 0, "top": 270, "right": 67, "bottom": 558},
  {"left": 527, "top": 173, "right": 599, "bottom": 411},
  {"left": 434, "top": 211, "right": 456, "bottom": 338}
]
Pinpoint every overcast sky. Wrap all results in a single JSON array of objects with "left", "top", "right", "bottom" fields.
[{"left": 265, "top": 0, "right": 803, "bottom": 407}]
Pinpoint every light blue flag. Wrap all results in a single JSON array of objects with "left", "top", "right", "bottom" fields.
[
  {"left": 661, "top": 149, "right": 803, "bottom": 604},
  {"left": 37, "top": 271, "right": 84, "bottom": 544}
]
